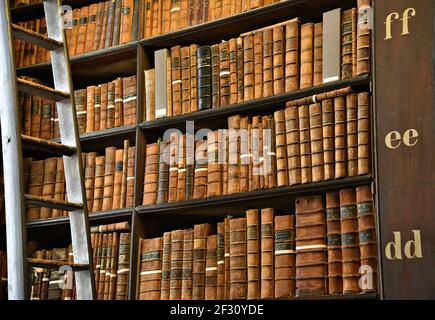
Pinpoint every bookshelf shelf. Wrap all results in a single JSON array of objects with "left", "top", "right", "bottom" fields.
[{"left": 140, "top": 73, "right": 370, "bottom": 132}]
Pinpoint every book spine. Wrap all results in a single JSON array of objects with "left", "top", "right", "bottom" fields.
[
  {"left": 112, "top": 148, "right": 125, "bottom": 209},
  {"left": 274, "top": 214, "right": 296, "bottom": 298},
  {"left": 94, "top": 86, "right": 101, "bottom": 132},
  {"left": 207, "top": 131, "right": 222, "bottom": 197},
  {"left": 176, "top": 135, "right": 186, "bottom": 201},
  {"left": 100, "top": 83, "right": 108, "bottom": 130},
  {"left": 193, "top": 224, "right": 212, "bottom": 300},
  {"left": 228, "top": 39, "right": 238, "bottom": 105},
  {"left": 236, "top": 37, "right": 244, "bottom": 103},
  {"left": 86, "top": 86, "right": 96, "bottom": 133},
  {"left": 229, "top": 217, "right": 247, "bottom": 300},
  {"left": 122, "top": 75, "right": 137, "bottom": 126},
  {"left": 114, "top": 78, "right": 123, "bottom": 127},
  {"left": 193, "top": 140, "right": 208, "bottom": 200},
  {"left": 142, "top": 143, "right": 159, "bottom": 205},
  {"left": 227, "top": 115, "right": 240, "bottom": 194},
  {"left": 216, "top": 222, "right": 225, "bottom": 299},
  {"left": 334, "top": 96, "right": 347, "bottom": 178},
  {"left": 155, "top": 49, "right": 170, "bottom": 119},
  {"left": 115, "top": 232, "right": 131, "bottom": 300},
  {"left": 76, "top": 6, "right": 89, "bottom": 55},
  {"left": 219, "top": 41, "right": 231, "bottom": 107},
  {"left": 85, "top": 4, "right": 98, "bottom": 52},
  {"left": 309, "top": 103, "right": 324, "bottom": 182},
  {"left": 181, "top": 47, "right": 191, "bottom": 114},
  {"left": 211, "top": 44, "right": 220, "bottom": 108},
  {"left": 351, "top": 8, "right": 358, "bottom": 77},
  {"left": 93, "top": 2, "right": 105, "bottom": 51},
  {"left": 300, "top": 23, "right": 314, "bottom": 89},
  {"left": 108, "top": 232, "right": 119, "bottom": 300},
  {"left": 339, "top": 188, "right": 361, "bottom": 294},
  {"left": 263, "top": 115, "right": 276, "bottom": 189},
  {"left": 51, "top": 158, "right": 65, "bottom": 217},
  {"left": 272, "top": 26, "right": 284, "bottom": 95},
  {"left": 102, "top": 147, "right": 116, "bottom": 211},
  {"left": 356, "top": 185, "right": 377, "bottom": 293},
  {"left": 22, "top": 93, "right": 32, "bottom": 136},
  {"left": 26, "top": 160, "right": 44, "bottom": 221},
  {"left": 185, "top": 134, "right": 195, "bottom": 200},
  {"left": 181, "top": 229, "right": 194, "bottom": 300},
  {"left": 322, "top": 99, "right": 335, "bottom": 180},
  {"left": 75, "top": 89, "right": 87, "bottom": 134},
  {"left": 169, "top": 230, "right": 184, "bottom": 300},
  {"left": 151, "top": 0, "right": 160, "bottom": 36},
  {"left": 299, "top": 105, "right": 312, "bottom": 184},
  {"left": 40, "top": 98, "right": 52, "bottom": 140},
  {"left": 285, "top": 20, "right": 300, "bottom": 92},
  {"left": 170, "top": 0, "right": 181, "bottom": 32},
  {"left": 224, "top": 217, "right": 230, "bottom": 299},
  {"left": 131, "top": 0, "right": 141, "bottom": 41},
  {"left": 253, "top": 32, "right": 263, "bottom": 100},
  {"left": 357, "top": 92, "right": 370, "bottom": 175},
  {"left": 341, "top": 10, "right": 353, "bottom": 79},
  {"left": 106, "top": 81, "right": 116, "bottom": 128},
  {"left": 120, "top": 0, "right": 134, "bottom": 44},
  {"left": 356, "top": 0, "right": 371, "bottom": 75},
  {"left": 180, "top": 0, "right": 189, "bottom": 30},
  {"left": 84, "top": 152, "right": 97, "bottom": 213},
  {"left": 313, "top": 22, "right": 323, "bottom": 86},
  {"left": 346, "top": 94, "right": 358, "bottom": 176},
  {"left": 157, "top": 141, "right": 170, "bottom": 204},
  {"left": 260, "top": 208, "right": 274, "bottom": 299},
  {"left": 171, "top": 46, "right": 183, "bottom": 116},
  {"left": 98, "top": 2, "right": 110, "bottom": 50},
  {"left": 92, "top": 156, "right": 106, "bottom": 213},
  {"left": 39, "top": 157, "right": 57, "bottom": 219},
  {"left": 190, "top": 44, "right": 199, "bottom": 112},
  {"left": 145, "top": 69, "right": 156, "bottom": 122},
  {"left": 168, "top": 133, "right": 180, "bottom": 203},
  {"left": 144, "top": 0, "right": 153, "bottom": 38},
  {"left": 98, "top": 233, "right": 108, "bottom": 299},
  {"left": 274, "top": 110, "right": 288, "bottom": 187},
  {"left": 205, "top": 235, "right": 218, "bottom": 300},
  {"left": 243, "top": 35, "right": 254, "bottom": 102},
  {"left": 105, "top": 0, "right": 116, "bottom": 48},
  {"left": 30, "top": 96, "right": 42, "bottom": 138},
  {"left": 246, "top": 209, "right": 260, "bottom": 300},
  {"left": 138, "top": 237, "right": 163, "bottom": 300},
  {"left": 160, "top": 232, "right": 172, "bottom": 300},
  {"left": 126, "top": 146, "right": 136, "bottom": 207},
  {"left": 221, "top": 130, "right": 229, "bottom": 195},
  {"left": 112, "top": 0, "right": 123, "bottom": 46},
  {"left": 326, "top": 191, "right": 343, "bottom": 294}
]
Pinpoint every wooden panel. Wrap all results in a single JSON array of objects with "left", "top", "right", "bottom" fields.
[{"left": 374, "top": 0, "right": 434, "bottom": 299}]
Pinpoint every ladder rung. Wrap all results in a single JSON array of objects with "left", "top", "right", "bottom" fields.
[
  {"left": 27, "top": 258, "right": 90, "bottom": 271},
  {"left": 21, "top": 134, "right": 76, "bottom": 156},
  {"left": 12, "top": 23, "right": 63, "bottom": 51},
  {"left": 17, "top": 78, "right": 69, "bottom": 101},
  {"left": 24, "top": 194, "right": 83, "bottom": 211}
]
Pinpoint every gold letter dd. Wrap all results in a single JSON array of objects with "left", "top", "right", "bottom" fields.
[{"left": 385, "top": 129, "right": 419, "bottom": 149}]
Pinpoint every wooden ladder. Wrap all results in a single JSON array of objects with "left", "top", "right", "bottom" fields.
[{"left": 0, "top": 0, "right": 95, "bottom": 300}]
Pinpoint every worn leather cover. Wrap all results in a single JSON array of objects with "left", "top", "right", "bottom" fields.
[{"left": 229, "top": 218, "right": 247, "bottom": 300}]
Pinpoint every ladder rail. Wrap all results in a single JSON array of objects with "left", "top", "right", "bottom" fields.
[
  {"left": 44, "top": 0, "right": 96, "bottom": 300},
  {"left": 0, "top": 0, "right": 29, "bottom": 300}
]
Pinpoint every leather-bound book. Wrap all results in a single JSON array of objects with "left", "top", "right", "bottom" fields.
[
  {"left": 102, "top": 147, "right": 116, "bottom": 211},
  {"left": 30, "top": 95, "right": 42, "bottom": 138},
  {"left": 97, "top": 233, "right": 108, "bottom": 299},
  {"left": 180, "top": 0, "right": 189, "bottom": 29},
  {"left": 224, "top": 217, "right": 231, "bottom": 299},
  {"left": 161, "top": 232, "right": 172, "bottom": 300},
  {"left": 119, "top": 0, "right": 134, "bottom": 44},
  {"left": 313, "top": 23, "right": 323, "bottom": 86},
  {"left": 229, "top": 218, "right": 247, "bottom": 300},
  {"left": 51, "top": 102, "right": 58, "bottom": 139},
  {"left": 169, "top": 230, "right": 184, "bottom": 300},
  {"left": 92, "top": 2, "right": 105, "bottom": 50},
  {"left": 227, "top": 115, "right": 240, "bottom": 194},
  {"left": 185, "top": 135, "right": 195, "bottom": 200},
  {"left": 334, "top": 96, "right": 347, "bottom": 178},
  {"left": 197, "top": 46, "right": 212, "bottom": 111},
  {"left": 157, "top": 141, "right": 170, "bottom": 204},
  {"left": 274, "top": 110, "right": 288, "bottom": 187},
  {"left": 300, "top": 23, "right": 314, "bottom": 89},
  {"left": 235, "top": 37, "right": 244, "bottom": 103},
  {"left": 193, "top": 140, "right": 208, "bottom": 199},
  {"left": 351, "top": 8, "right": 357, "bottom": 76},
  {"left": 339, "top": 188, "right": 361, "bottom": 294},
  {"left": 357, "top": 92, "right": 370, "bottom": 175},
  {"left": 326, "top": 191, "right": 343, "bottom": 294},
  {"left": 92, "top": 156, "right": 105, "bottom": 213},
  {"left": 86, "top": 86, "right": 96, "bottom": 133},
  {"left": 250, "top": 116, "right": 261, "bottom": 190},
  {"left": 253, "top": 32, "right": 263, "bottom": 100},
  {"left": 74, "top": 89, "right": 87, "bottom": 134},
  {"left": 84, "top": 152, "right": 97, "bottom": 213},
  {"left": 52, "top": 158, "right": 65, "bottom": 217},
  {"left": 171, "top": 46, "right": 182, "bottom": 116},
  {"left": 92, "top": 231, "right": 102, "bottom": 294},
  {"left": 260, "top": 208, "right": 274, "bottom": 299},
  {"left": 168, "top": 133, "right": 180, "bottom": 203},
  {"left": 181, "top": 229, "right": 194, "bottom": 300},
  {"left": 155, "top": 49, "right": 170, "bottom": 119},
  {"left": 139, "top": 237, "right": 163, "bottom": 300},
  {"left": 30, "top": 20, "right": 40, "bottom": 65},
  {"left": 142, "top": 143, "right": 159, "bottom": 205},
  {"left": 219, "top": 41, "right": 231, "bottom": 106},
  {"left": 196, "top": 0, "right": 204, "bottom": 24},
  {"left": 202, "top": 0, "right": 210, "bottom": 23},
  {"left": 39, "top": 157, "right": 57, "bottom": 219},
  {"left": 309, "top": 103, "right": 324, "bottom": 182},
  {"left": 243, "top": 35, "right": 254, "bottom": 101},
  {"left": 190, "top": 44, "right": 199, "bottom": 112},
  {"left": 227, "top": 38, "right": 238, "bottom": 105},
  {"left": 122, "top": 75, "right": 137, "bottom": 126},
  {"left": 221, "top": 130, "right": 229, "bottom": 195},
  {"left": 68, "top": 11, "right": 79, "bottom": 56},
  {"left": 188, "top": 0, "right": 197, "bottom": 27},
  {"left": 161, "top": 0, "right": 171, "bottom": 34},
  {"left": 40, "top": 98, "right": 52, "bottom": 140},
  {"left": 205, "top": 235, "right": 218, "bottom": 300},
  {"left": 275, "top": 214, "right": 296, "bottom": 298},
  {"left": 285, "top": 19, "right": 300, "bottom": 92},
  {"left": 114, "top": 78, "right": 123, "bottom": 127},
  {"left": 193, "top": 223, "right": 213, "bottom": 300},
  {"left": 322, "top": 99, "right": 335, "bottom": 180},
  {"left": 285, "top": 105, "right": 301, "bottom": 185},
  {"left": 100, "top": 83, "right": 108, "bottom": 130},
  {"left": 356, "top": 0, "right": 371, "bottom": 75},
  {"left": 246, "top": 209, "right": 260, "bottom": 300},
  {"left": 125, "top": 145, "right": 135, "bottom": 206},
  {"left": 295, "top": 196, "right": 327, "bottom": 297},
  {"left": 216, "top": 222, "right": 225, "bottom": 299},
  {"left": 181, "top": 47, "right": 191, "bottom": 114},
  {"left": 211, "top": 44, "right": 220, "bottom": 108},
  {"left": 98, "top": 2, "right": 109, "bottom": 50},
  {"left": 108, "top": 232, "right": 119, "bottom": 300},
  {"left": 106, "top": 81, "right": 116, "bottom": 129},
  {"left": 356, "top": 185, "right": 377, "bottom": 293},
  {"left": 207, "top": 131, "right": 222, "bottom": 197},
  {"left": 85, "top": 4, "right": 98, "bottom": 52},
  {"left": 103, "top": 233, "right": 113, "bottom": 299},
  {"left": 94, "top": 86, "right": 101, "bottom": 132},
  {"left": 346, "top": 94, "right": 358, "bottom": 176},
  {"left": 76, "top": 6, "right": 89, "bottom": 55},
  {"left": 263, "top": 115, "right": 277, "bottom": 189},
  {"left": 239, "top": 117, "right": 250, "bottom": 192},
  {"left": 272, "top": 26, "right": 284, "bottom": 95},
  {"left": 145, "top": 69, "right": 155, "bottom": 122},
  {"left": 222, "top": 0, "right": 231, "bottom": 17},
  {"left": 177, "top": 135, "right": 187, "bottom": 202},
  {"left": 22, "top": 93, "right": 32, "bottom": 136},
  {"left": 131, "top": 0, "right": 141, "bottom": 41},
  {"left": 115, "top": 232, "right": 131, "bottom": 300},
  {"left": 104, "top": 0, "right": 116, "bottom": 48},
  {"left": 298, "top": 105, "right": 312, "bottom": 184},
  {"left": 112, "top": 0, "right": 123, "bottom": 46},
  {"left": 112, "top": 149, "right": 124, "bottom": 209},
  {"left": 341, "top": 9, "right": 353, "bottom": 79},
  {"left": 170, "top": 0, "right": 181, "bottom": 31},
  {"left": 143, "top": 0, "right": 152, "bottom": 38},
  {"left": 27, "top": 160, "right": 44, "bottom": 221}
]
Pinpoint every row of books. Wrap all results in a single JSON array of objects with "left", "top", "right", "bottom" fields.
[
  {"left": 143, "top": 0, "right": 284, "bottom": 39},
  {"left": 14, "top": 0, "right": 141, "bottom": 67},
  {"left": 144, "top": 4, "right": 371, "bottom": 121},
  {"left": 0, "top": 251, "right": 6, "bottom": 300},
  {"left": 25, "top": 141, "right": 136, "bottom": 221},
  {"left": 138, "top": 185, "right": 377, "bottom": 300},
  {"left": 141, "top": 88, "right": 370, "bottom": 206},
  {"left": 19, "top": 76, "right": 137, "bottom": 140},
  {"left": 27, "top": 222, "right": 131, "bottom": 300}
]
